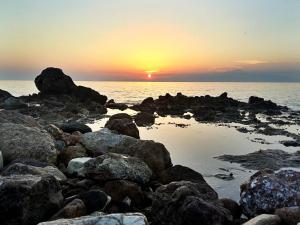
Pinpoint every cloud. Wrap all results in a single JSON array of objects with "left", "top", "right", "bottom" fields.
[{"left": 235, "top": 60, "right": 268, "bottom": 65}]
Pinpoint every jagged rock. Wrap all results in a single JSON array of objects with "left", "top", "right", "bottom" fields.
[
  {"left": 3, "top": 97, "right": 27, "bottom": 110},
  {"left": 151, "top": 181, "right": 231, "bottom": 225},
  {"left": 0, "top": 122, "right": 57, "bottom": 164},
  {"left": 51, "top": 199, "right": 86, "bottom": 220},
  {"left": 134, "top": 112, "right": 155, "bottom": 127},
  {"left": 1, "top": 162, "right": 67, "bottom": 181},
  {"left": 275, "top": 206, "right": 300, "bottom": 225},
  {"left": 0, "top": 175, "right": 63, "bottom": 225},
  {"left": 37, "top": 213, "right": 149, "bottom": 225},
  {"left": 59, "top": 121, "right": 92, "bottom": 134},
  {"left": 81, "top": 153, "right": 152, "bottom": 184},
  {"left": 105, "top": 113, "right": 140, "bottom": 139},
  {"left": 242, "top": 214, "right": 281, "bottom": 225},
  {"left": 67, "top": 157, "right": 92, "bottom": 175},
  {"left": 81, "top": 129, "right": 172, "bottom": 176},
  {"left": 240, "top": 169, "right": 300, "bottom": 217}
]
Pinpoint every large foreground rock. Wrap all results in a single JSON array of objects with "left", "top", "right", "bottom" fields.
[
  {"left": 81, "top": 153, "right": 152, "bottom": 184},
  {"left": 38, "top": 213, "right": 149, "bottom": 225},
  {"left": 0, "top": 110, "right": 40, "bottom": 127},
  {"left": 240, "top": 169, "right": 300, "bottom": 217},
  {"left": 0, "top": 123, "right": 57, "bottom": 164},
  {"left": 242, "top": 214, "right": 281, "bottom": 225},
  {"left": 151, "top": 181, "right": 231, "bottom": 225},
  {"left": 0, "top": 175, "right": 63, "bottom": 225},
  {"left": 81, "top": 129, "right": 172, "bottom": 176}
]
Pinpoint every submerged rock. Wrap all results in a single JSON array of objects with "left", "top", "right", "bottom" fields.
[
  {"left": 105, "top": 113, "right": 140, "bottom": 139},
  {"left": 81, "top": 153, "right": 152, "bottom": 184},
  {"left": 0, "top": 122, "right": 57, "bottom": 164},
  {"left": 240, "top": 169, "right": 300, "bottom": 217},
  {"left": 0, "top": 175, "right": 63, "bottom": 225},
  {"left": 38, "top": 213, "right": 149, "bottom": 225},
  {"left": 216, "top": 149, "right": 300, "bottom": 170}
]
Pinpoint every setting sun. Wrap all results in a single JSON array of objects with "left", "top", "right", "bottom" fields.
[{"left": 147, "top": 73, "right": 152, "bottom": 79}]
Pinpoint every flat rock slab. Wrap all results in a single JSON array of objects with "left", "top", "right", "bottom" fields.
[{"left": 216, "top": 149, "right": 300, "bottom": 170}]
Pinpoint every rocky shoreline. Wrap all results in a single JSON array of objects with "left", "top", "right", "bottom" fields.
[{"left": 0, "top": 67, "right": 300, "bottom": 225}]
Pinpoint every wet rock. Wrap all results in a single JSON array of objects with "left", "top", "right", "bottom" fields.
[
  {"left": 281, "top": 140, "right": 300, "bottom": 147},
  {"left": 106, "top": 99, "right": 128, "bottom": 110},
  {"left": 3, "top": 96, "right": 27, "bottom": 110},
  {"left": 275, "top": 206, "right": 300, "bottom": 225},
  {"left": 59, "top": 144, "right": 88, "bottom": 166},
  {"left": 67, "top": 157, "right": 92, "bottom": 175},
  {"left": 59, "top": 121, "right": 92, "bottom": 134},
  {"left": 216, "top": 149, "right": 300, "bottom": 170},
  {"left": 242, "top": 214, "right": 281, "bottom": 225},
  {"left": 105, "top": 113, "right": 140, "bottom": 139},
  {"left": 0, "top": 122, "right": 57, "bottom": 164},
  {"left": 81, "top": 129, "right": 172, "bottom": 176},
  {"left": 2, "top": 162, "right": 67, "bottom": 181},
  {"left": 35, "top": 67, "right": 77, "bottom": 94},
  {"left": 159, "top": 165, "right": 207, "bottom": 184},
  {"left": 81, "top": 153, "right": 152, "bottom": 184},
  {"left": 151, "top": 181, "right": 231, "bottom": 225},
  {"left": 38, "top": 213, "right": 149, "bottom": 225},
  {"left": 0, "top": 110, "right": 40, "bottom": 127},
  {"left": 0, "top": 175, "right": 63, "bottom": 225},
  {"left": 134, "top": 112, "right": 155, "bottom": 126},
  {"left": 104, "top": 180, "right": 146, "bottom": 209},
  {"left": 214, "top": 173, "right": 234, "bottom": 181},
  {"left": 51, "top": 199, "right": 86, "bottom": 220},
  {"left": 240, "top": 169, "right": 300, "bottom": 217}
]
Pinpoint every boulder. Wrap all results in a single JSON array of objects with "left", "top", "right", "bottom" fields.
[
  {"left": 1, "top": 162, "right": 67, "bottom": 181},
  {"left": 81, "top": 153, "right": 152, "bottom": 184},
  {"left": 151, "top": 181, "right": 231, "bottom": 225},
  {"left": 0, "top": 122, "right": 57, "bottom": 164},
  {"left": 59, "top": 144, "right": 88, "bottom": 166},
  {"left": 275, "top": 206, "right": 300, "bottom": 225},
  {"left": 134, "top": 112, "right": 155, "bottom": 127},
  {"left": 81, "top": 129, "right": 172, "bottom": 176},
  {"left": 0, "top": 89, "right": 12, "bottom": 101},
  {"left": 51, "top": 199, "right": 86, "bottom": 220},
  {"left": 59, "top": 121, "right": 92, "bottom": 134},
  {"left": 105, "top": 113, "right": 140, "bottom": 139},
  {"left": 67, "top": 157, "right": 92, "bottom": 175},
  {"left": 0, "top": 175, "right": 63, "bottom": 225},
  {"left": 240, "top": 169, "right": 300, "bottom": 217},
  {"left": 242, "top": 214, "right": 281, "bottom": 225},
  {"left": 37, "top": 213, "right": 149, "bottom": 225},
  {"left": 106, "top": 99, "right": 128, "bottom": 110},
  {"left": 74, "top": 85, "right": 107, "bottom": 104},
  {"left": 35, "top": 67, "right": 76, "bottom": 94},
  {"left": 3, "top": 96, "right": 27, "bottom": 110}
]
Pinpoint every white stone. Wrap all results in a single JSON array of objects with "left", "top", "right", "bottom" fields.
[
  {"left": 243, "top": 214, "right": 281, "bottom": 225},
  {"left": 67, "top": 157, "right": 92, "bottom": 174},
  {"left": 38, "top": 213, "right": 149, "bottom": 225}
]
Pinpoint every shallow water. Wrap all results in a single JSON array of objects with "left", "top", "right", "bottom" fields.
[{"left": 1, "top": 80, "right": 300, "bottom": 201}]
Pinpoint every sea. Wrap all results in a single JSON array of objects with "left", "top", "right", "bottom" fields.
[{"left": 1, "top": 80, "right": 300, "bottom": 201}]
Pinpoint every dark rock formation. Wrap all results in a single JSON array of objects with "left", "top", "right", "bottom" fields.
[
  {"left": 105, "top": 113, "right": 140, "bottom": 139},
  {"left": 216, "top": 149, "right": 300, "bottom": 170},
  {"left": 59, "top": 121, "right": 92, "bottom": 134},
  {"left": 106, "top": 99, "right": 128, "bottom": 110},
  {"left": 240, "top": 169, "right": 300, "bottom": 217},
  {"left": 0, "top": 89, "right": 12, "bottom": 101},
  {"left": 134, "top": 112, "right": 155, "bottom": 127}
]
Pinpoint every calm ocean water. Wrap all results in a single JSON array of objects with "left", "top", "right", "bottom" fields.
[
  {"left": 0, "top": 80, "right": 300, "bottom": 110},
  {"left": 1, "top": 80, "right": 300, "bottom": 200}
]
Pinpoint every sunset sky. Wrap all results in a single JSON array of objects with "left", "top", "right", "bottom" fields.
[{"left": 0, "top": 0, "right": 300, "bottom": 81}]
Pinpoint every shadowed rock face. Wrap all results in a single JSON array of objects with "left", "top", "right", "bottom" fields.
[
  {"left": 240, "top": 169, "right": 300, "bottom": 217},
  {"left": 34, "top": 67, "right": 107, "bottom": 104}
]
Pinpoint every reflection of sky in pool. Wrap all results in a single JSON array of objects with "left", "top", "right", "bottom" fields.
[{"left": 88, "top": 108, "right": 300, "bottom": 201}]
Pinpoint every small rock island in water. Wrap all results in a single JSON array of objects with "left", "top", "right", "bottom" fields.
[{"left": 0, "top": 67, "right": 300, "bottom": 225}]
